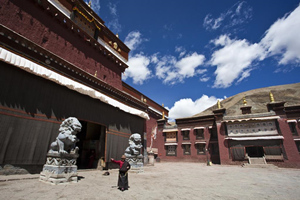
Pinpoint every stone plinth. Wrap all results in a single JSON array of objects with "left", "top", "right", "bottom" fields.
[
  {"left": 148, "top": 152, "right": 155, "bottom": 166},
  {"left": 40, "top": 153, "right": 79, "bottom": 185},
  {"left": 126, "top": 155, "right": 143, "bottom": 172}
]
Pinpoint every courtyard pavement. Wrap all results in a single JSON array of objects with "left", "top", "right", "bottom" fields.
[{"left": 1, "top": 162, "right": 300, "bottom": 200}]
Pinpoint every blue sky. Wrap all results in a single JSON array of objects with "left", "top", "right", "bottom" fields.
[{"left": 87, "top": 0, "right": 300, "bottom": 119}]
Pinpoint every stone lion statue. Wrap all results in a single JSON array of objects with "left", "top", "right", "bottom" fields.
[
  {"left": 124, "top": 133, "right": 143, "bottom": 157},
  {"left": 48, "top": 117, "right": 82, "bottom": 154}
]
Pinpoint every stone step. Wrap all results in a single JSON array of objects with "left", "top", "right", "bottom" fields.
[
  {"left": 249, "top": 157, "right": 266, "bottom": 165},
  {"left": 242, "top": 163, "right": 278, "bottom": 169}
]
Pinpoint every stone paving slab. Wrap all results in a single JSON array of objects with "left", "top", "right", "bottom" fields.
[
  {"left": 0, "top": 174, "right": 40, "bottom": 182},
  {"left": 1, "top": 162, "right": 300, "bottom": 200}
]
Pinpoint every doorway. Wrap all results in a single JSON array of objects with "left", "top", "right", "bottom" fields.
[
  {"left": 246, "top": 146, "right": 264, "bottom": 157},
  {"left": 77, "top": 121, "right": 106, "bottom": 169}
]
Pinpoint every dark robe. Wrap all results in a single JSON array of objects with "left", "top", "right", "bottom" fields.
[
  {"left": 118, "top": 161, "right": 130, "bottom": 190},
  {"left": 112, "top": 159, "right": 131, "bottom": 190}
]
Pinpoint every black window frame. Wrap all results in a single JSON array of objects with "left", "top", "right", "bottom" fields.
[
  {"left": 195, "top": 129, "right": 204, "bottom": 140},
  {"left": 182, "top": 130, "right": 190, "bottom": 140},
  {"left": 166, "top": 145, "right": 177, "bottom": 156},
  {"left": 182, "top": 144, "right": 191, "bottom": 155},
  {"left": 289, "top": 122, "right": 298, "bottom": 136},
  {"left": 196, "top": 143, "right": 206, "bottom": 155}
]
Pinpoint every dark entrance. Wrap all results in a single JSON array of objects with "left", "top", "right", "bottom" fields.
[
  {"left": 209, "top": 143, "right": 221, "bottom": 164},
  {"left": 246, "top": 146, "right": 264, "bottom": 157},
  {"left": 77, "top": 121, "right": 106, "bottom": 169}
]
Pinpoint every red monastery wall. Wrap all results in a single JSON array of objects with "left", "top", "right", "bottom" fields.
[
  {"left": 146, "top": 115, "right": 158, "bottom": 148},
  {"left": 0, "top": 0, "right": 123, "bottom": 89},
  {"left": 217, "top": 123, "right": 231, "bottom": 165},
  {"left": 278, "top": 118, "right": 300, "bottom": 163}
]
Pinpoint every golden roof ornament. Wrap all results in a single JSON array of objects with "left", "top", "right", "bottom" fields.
[
  {"left": 161, "top": 104, "right": 165, "bottom": 119},
  {"left": 88, "top": 1, "right": 92, "bottom": 7},
  {"left": 217, "top": 100, "right": 221, "bottom": 109},
  {"left": 113, "top": 42, "right": 118, "bottom": 50},
  {"left": 94, "top": 70, "right": 97, "bottom": 77},
  {"left": 269, "top": 91, "right": 275, "bottom": 103},
  {"left": 116, "top": 33, "right": 119, "bottom": 38},
  {"left": 243, "top": 97, "right": 247, "bottom": 106}
]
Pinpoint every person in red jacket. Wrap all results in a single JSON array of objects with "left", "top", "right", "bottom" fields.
[{"left": 111, "top": 155, "right": 131, "bottom": 191}]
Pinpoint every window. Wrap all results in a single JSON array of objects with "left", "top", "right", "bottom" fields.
[
  {"left": 211, "top": 143, "right": 219, "bottom": 155},
  {"left": 182, "top": 130, "right": 190, "bottom": 140},
  {"left": 289, "top": 122, "right": 298, "bottom": 136},
  {"left": 295, "top": 141, "right": 300, "bottom": 153},
  {"left": 197, "top": 144, "right": 205, "bottom": 155},
  {"left": 227, "top": 120, "right": 278, "bottom": 136},
  {"left": 210, "top": 127, "right": 218, "bottom": 139},
  {"left": 183, "top": 144, "right": 191, "bottom": 155},
  {"left": 166, "top": 132, "right": 177, "bottom": 143},
  {"left": 264, "top": 146, "right": 282, "bottom": 155},
  {"left": 167, "top": 145, "right": 177, "bottom": 156},
  {"left": 195, "top": 129, "right": 204, "bottom": 140}
]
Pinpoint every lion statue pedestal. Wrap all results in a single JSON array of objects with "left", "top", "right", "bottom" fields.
[
  {"left": 40, "top": 117, "right": 82, "bottom": 185},
  {"left": 40, "top": 152, "right": 79, "bottom": 185},
  {"left": 124, "top": 133, "right": 144, "bottom": 171}
]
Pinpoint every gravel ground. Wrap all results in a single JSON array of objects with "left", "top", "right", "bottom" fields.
[{"left": 1, "top": 162, "right": 300, "bottom": 200}]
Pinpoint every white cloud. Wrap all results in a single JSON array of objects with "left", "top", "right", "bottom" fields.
[
  {"left": 176, "top": 53, "right": 205, "bottom": 78},
  {"left": 87, "top": 0, "right": 100, "bottom": 14},
  {"left": 169, "top": 95, "right": 222, "bottom": 119},
  {"left": 123, "top": 32, "right": 152, "bottom": 84},
  {"left": 106, "top": 3, "right": 121, "bottom": 34},
  {"left": 154, "top": 55, "right": 176, "bottom": 80},
  {"left": 200, "top": 76, "right": 210, "bottom": 82},
  {"left": 175, "top": 46, "right": 186, "bottom": 58},
  {"left": 164, "top": 24, "right": 173, "bottom": 31},
  {"left": 212, "top": 34, "right": 232, "bottom": 46},
  {"left": 124, "top": 31, "right": 144, "bottom": 51},
  {"left": 124, "top": 32, "right": 205, "bottom": 85},
  {"left": 123, "top": 54, "right": 152, "bottom": 84},
  {"left": 260, "top": 4, "right": 300, "bottom": 65},
  {"left": 196, "top": 69, "right": 207, "bottom": 74},
  {"left": 208, "top": 4, "right": 300, "bottom": 88},
  {"left": 155, "top": 53, "right": 205, "bottom": 84},
  {"left": 210, "top": 35, "right": 265, "bottom": 88},
  {"left": 203, "top": 14, "right": 225, "bottom": 30},
  {"left": 203, "top": 1, "right": 252, "bottom": 32},
  {"left": 108, "top": 2, "right": 117, "bottom": 15}
]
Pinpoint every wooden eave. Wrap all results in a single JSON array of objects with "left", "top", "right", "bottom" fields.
[
  {"left": 68, "top": 0, "right": 130, "bottom": 55},
  {"left": 0, "top": 24, "right": 147, "bottom": 112},
  {"left": 71, "top": 0, "right": 105, "bottom": 24},
  {"left": 176, "top": 115, "right": 215, "bottom": 125},
  {"left": 284, "top": 105, "right": 300, "bottom": 114},
  {"left": 35, "top": 0, "right": 128, "bottom": 71},
  {"left": 122, "top": 82, "right": 169, "bottom": 116}
]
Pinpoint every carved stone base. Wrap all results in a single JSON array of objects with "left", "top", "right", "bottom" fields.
[
  {"left": 39, "top": 153, "right": 79, "bottom": 185},
  {"left": 148, "top": 152, "right": 155, "bottom": 166},
  {"left": 126, "top": 155, "right": 144, "bottom": 172}
]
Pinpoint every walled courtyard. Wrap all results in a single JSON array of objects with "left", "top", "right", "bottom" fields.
[{"left": 1, "top": 162, "right": 300, "bottom": 200}]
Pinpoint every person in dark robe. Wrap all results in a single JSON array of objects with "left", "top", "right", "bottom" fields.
[
  {"left": 88, "top": 149, "right": 95, "bottom": 168},
  {"left": 111, "top": 155, "right": 131, "bottom": 191}
]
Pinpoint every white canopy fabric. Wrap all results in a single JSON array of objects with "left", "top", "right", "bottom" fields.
[
  {"left": 0, "top": 47, "right": 149, "bottom": 120},
  {"left": 226, "top": 135, "right": 284, "bottom": 141},
  {"left": 224, "top": 116, "right": 280, "bottom": 123},
  {"left": 164, "top": 143, "right": 178, "bottom": 146},
  {"left": 163, "top": 128, "right": 178, "bottom": 133},
  {"left": 181, "top": 128, "right": 191, "bottom": 131},
  {"left": 194, "top": 127, "right": 205, "bottom": 129},
  {"left": 182, "top": 142, "right": 191, "bottom": 145},
  {"left": 195, "top": 141, "right": 206, "bottom": 144}
]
